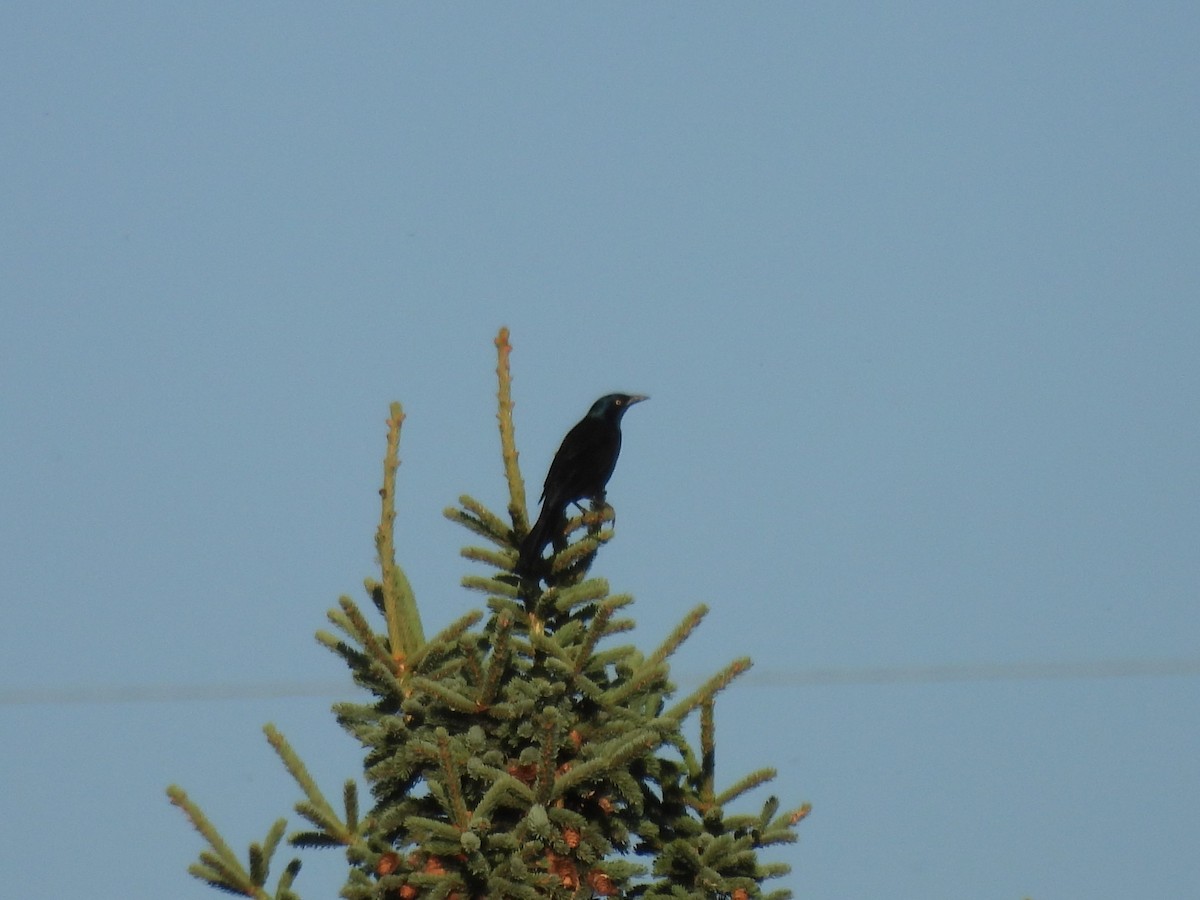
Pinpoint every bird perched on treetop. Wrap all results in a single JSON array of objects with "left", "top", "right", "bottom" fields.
[{"left": 518, "top": 393, "right": 648, "bottom": 574}]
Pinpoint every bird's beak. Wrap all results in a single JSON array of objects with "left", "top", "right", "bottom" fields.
[{"left": 627, "top": 394, "right": 649, "bottom": 405}]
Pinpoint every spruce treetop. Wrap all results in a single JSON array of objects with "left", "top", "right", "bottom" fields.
[{"left": 169, "top": 327, "right": 808, "bottom": 899}]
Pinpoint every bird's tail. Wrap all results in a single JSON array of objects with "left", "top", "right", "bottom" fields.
[{"left": 517, "top": 501, "right": 564, "bottom": 575}]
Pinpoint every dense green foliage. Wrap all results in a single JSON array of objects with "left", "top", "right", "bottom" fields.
[{"left": 169, "top": 329, "right": 806, "bottom": 899}]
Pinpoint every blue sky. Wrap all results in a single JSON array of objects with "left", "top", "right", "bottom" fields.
[{"left": 2, "top": 4, "right": 1198, "bottom": 898}]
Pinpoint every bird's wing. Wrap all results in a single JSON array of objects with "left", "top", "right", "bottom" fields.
[{"left": 540, "top": 418, "right": 605, "bottom": 502}]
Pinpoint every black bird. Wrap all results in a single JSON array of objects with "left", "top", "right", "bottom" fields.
[{"left": 518, "top": 393, "right": 648, "bottom": 573}]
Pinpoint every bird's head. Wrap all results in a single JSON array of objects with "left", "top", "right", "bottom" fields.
[{"left": 588, "top": 393, "right": 649, "bottom": 421}]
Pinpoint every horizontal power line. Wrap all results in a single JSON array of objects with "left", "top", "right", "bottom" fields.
[
  {"left": 744, "top": 657, "right": 1200, "bottom": 686},
  {"left": 0, "top": 681, "right": 347, "bottom": 706},
  {"left": 3, "top": 657, "right": 1198, "bottom": 707}
]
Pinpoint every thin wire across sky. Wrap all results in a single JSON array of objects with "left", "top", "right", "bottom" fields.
[{"left": 4, "top": 656, "right": 1197, "bottom": 706}]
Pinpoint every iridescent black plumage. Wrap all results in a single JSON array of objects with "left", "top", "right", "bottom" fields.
[{"left": 518, "top": 393, "right": 647, "bottom": 573}]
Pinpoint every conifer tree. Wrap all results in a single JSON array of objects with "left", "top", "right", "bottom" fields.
[{"left": 169, "top": 327, "right": 809, "bottom": 899}]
